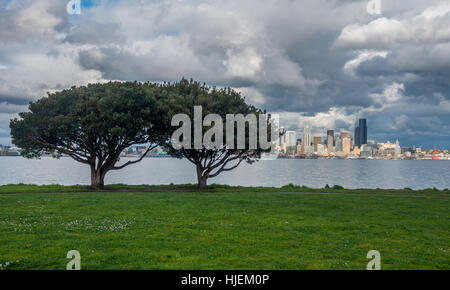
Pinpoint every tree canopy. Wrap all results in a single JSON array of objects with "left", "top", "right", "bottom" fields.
[
  {"left": 10, "top": 82, "right": 169, "bottom": 189},
  {"left": 159, "top": 79, "right": 271, "bottom": 189}
]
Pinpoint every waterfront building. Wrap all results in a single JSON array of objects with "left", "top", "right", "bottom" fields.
[
  {"left": 335, "top": 136, "right": 342, "bottom": 152},
  {"left": 352, "top": 146, "right": 361, "bottom": 157},
  {"left": 285, "top": 131, "right": 297, "bottom": 148},
  {"left": 358, "top": 119, "right": 368, "bottom": 146},
  {"left": 342, "top": 136, "right": 351, "bottom": 156},
  {"left": 401, "top": 147, "right": 412, "bottom": 153},
  {"left": 354, "top": 126, "right": 360, "bottom": 148},
  {"left": 341, "top": 130, "right": 350, "bottom": 140},
  {"left": 303, "top": 126, "right": 311, "bottom": 153},
  {"left": 317, "top": 144, "right": 325, "bottom": 155},
  {"left": 395, "top": 140, "right": 401, "bottom": 157},
  {"left": 296, "top": 140, "right": 302, "bottom": 155},
  {"left": 313, "top": 136, "right": 322, "bottom": 152},
  {"left": 327, "top": 130, "right": 334, "bottom": 153}
]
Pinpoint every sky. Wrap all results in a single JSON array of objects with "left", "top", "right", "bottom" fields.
[{"left": 0, "top": 0, "right": 449, "bottom": 148}]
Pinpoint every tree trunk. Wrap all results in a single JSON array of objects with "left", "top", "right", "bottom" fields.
[
  {"left": 196, "top": 165, "right": 208, "bottom": 190},
  {"left": 197, "top": 175, "right": 208, "bottom": 190},
  {"left": 90, "top": 166, "right": 105, "bottom": 190}
]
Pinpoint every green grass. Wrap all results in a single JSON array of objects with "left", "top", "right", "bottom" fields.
[
  {"left": 0, "top": 185, "right": 448, "bottom": 270},
  {"left": 1, "top": 183, "right": 449, "bottom": 196}
]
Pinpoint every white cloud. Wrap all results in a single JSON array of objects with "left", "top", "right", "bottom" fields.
[
  {"left": 370, "top": 82, "right": 405, "bottom": 105},
  {"left": 274, "top": 108, "right": 355, "bottom": 136},
  {"left": 235, "top": 87, "right": 266, "bottom": 105},
  {"left": 344, "top": 50, "right": 389, "bottom": 75},
  {"left": 15, "top": 0, "right": 65, "bottom": 37},
  {"left": 335, "top": 2, "right": 450, "bottom": 49},
  {"left": 334, "top": 18, "right": 411, "bottom": 49},
  {"left": 224, "top": 47, "right": 262, "bottom": 79},
  {"left": 419, "top": 1, "right": 450, "bottom": 21}
]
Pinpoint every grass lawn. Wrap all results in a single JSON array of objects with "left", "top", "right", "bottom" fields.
[{"left": 0, "top": 185, "right": 448, "bottom": 270}]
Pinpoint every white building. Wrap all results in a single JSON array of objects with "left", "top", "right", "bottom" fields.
[{"left": 285, "top": 131, "right": 297, "bottom": 148}]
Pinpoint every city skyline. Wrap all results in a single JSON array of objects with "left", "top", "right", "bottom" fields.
[
  {"left": 276, "top": 121, "right": 450, "bottom": 160},
  {"left": 279, "top": 118, "right": 443, "bottom": 150}
]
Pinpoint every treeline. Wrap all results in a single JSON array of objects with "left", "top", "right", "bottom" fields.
[{"left": 10, "top": 79, "right": 271, "bottom": 189}]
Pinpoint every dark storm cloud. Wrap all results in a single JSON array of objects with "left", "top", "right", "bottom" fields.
[
  {"left": 356, "top": 57, "right": 397, "bottom": 76},
  {"left": 78, "top": 46, "right": 212, "bottom": 82},
  {"left": 0, "top": 94, "right": 32, "bottom": 106}
]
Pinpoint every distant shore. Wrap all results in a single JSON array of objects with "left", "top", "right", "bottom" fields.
[{"left": 1, "top": 155, "right": 449, "bottom": 160}]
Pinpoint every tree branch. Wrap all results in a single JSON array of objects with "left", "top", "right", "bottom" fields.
[{"left": 111, "top": 145, "right": 157, "bottom": 170}]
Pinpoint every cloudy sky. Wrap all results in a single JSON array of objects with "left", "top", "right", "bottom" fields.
[{"left": 0, "top": 0, "right": 449, "bottom": 148}]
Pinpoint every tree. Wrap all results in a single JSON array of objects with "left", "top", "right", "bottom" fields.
[
  {"left": 10, "top": 82, "right": 168, "bottom": 189},
  {"left": 159, "top": 79, "right": 273, "bottom": 189}
]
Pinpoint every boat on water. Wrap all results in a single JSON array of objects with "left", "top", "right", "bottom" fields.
[{"left": 260, "top": 152, "right": 279, "bottom": 161}]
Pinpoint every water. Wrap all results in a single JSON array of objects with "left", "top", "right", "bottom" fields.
[{"left": 0, "top": 157, "right": 449, "bottom": 190}]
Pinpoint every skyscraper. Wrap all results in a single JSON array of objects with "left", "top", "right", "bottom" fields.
[
  {"left": 354, "top": 126, "right": 360, "bottom": 148},
  {"left": 296, "top": 139, "right": 302, "bottom": 155},
  {"left": 342, "top": 136, "right": 351, "bottom": 155},
  {"left": 341, "top": 131, "right": 350, "bottom": 140},
  {"left": 335, "top": 136, "right": 342, "bottom": 152},
  {"left": 354, "top": 119, "right": 367, "bottom": 148},
  {"left": 313, "top": 136, "right": 322, "bottom": 152},
  {"left": 327, "top": 130, "right": 334, "bottom": 153},
  {"left": 285, "top": 131, "right": 296, "bottom": 148},
  {"left": 359, "top": 119, "right": 367, "bottom": 146},
  {"left": 303, "top": 126, "right": 311, "bottom": 153}
]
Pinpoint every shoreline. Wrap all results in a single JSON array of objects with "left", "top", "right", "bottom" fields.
[{"left": 1, "top": 155, "right": 450, "bottom": 160}]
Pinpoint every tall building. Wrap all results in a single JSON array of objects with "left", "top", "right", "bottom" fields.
[
  {"left": 296, "top": 139, "right": 302, "bottom": 155},
  {"left": 342, "top": 136, "right": 351, "bottom": 155},
  {"left": 395, "top": 139, "right": 401, "bottom": 156},
  {"left": 303, "top": 126, "right": 311, "bottom": 153},
  {"left": 359, "top": 119, "right": 367, "bottom": 146},
  {"left": 335, "top": 136, "right": 342, "bottom": 152},
  {"left": 354, "top": 119, "right": 367, "bottom": 148},
  {"left": 354, "top": 126, "right": 360, "bottom": 148},
  {"left": 285, "top": 131, "right": 297, "bottom": 148},
  {"left": 317, "top": 144, "right": 325, "bottom": 155},
  {"left": 327, "top": 130, "right": 334, "bottom": 153},
  {"left": 313, "top": 136, "right": 322, "bottom": 152},
  {"left": 341, "top": 130, "right": 350, "bottom": 140}
]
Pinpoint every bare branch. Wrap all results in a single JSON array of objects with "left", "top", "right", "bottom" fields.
[{"left": 111, "top": 145, "right": 157, "bottom": 170}]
